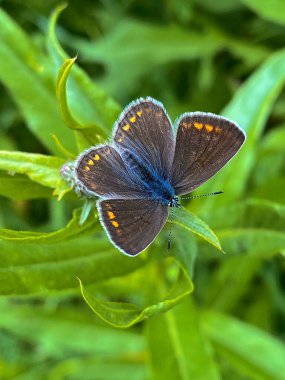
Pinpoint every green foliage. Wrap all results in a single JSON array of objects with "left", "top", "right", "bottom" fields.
[{"left": 0, "top": 1, "right": 285, "bottom": 379}]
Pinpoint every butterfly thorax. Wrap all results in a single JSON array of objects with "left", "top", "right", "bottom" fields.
[{"left": 122, "top": 149, "right": 176, "bottom": 205}]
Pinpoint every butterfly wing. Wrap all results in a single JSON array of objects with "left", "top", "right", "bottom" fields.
[
  {"left": 75, "top": 145, "right": 144, "bottom": 198},
  {"left": 113, "top": 97, "right": 175, "bottom": 179},
  {"left": 98, "top": 199, "right": 168, "bottom": 256},
  {"left": 171, "top": 112, "right": 246, "bottom": 195}
]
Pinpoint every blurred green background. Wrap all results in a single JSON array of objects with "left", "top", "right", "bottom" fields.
[{"left": 1, "top": 0, "right": 285, "bottom": 379}]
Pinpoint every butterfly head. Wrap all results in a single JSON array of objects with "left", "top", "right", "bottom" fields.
[{"left": 168, "top": 196, "right": 181, "bottom": 208}]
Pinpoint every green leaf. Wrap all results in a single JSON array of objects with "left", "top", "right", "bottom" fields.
[
  {"left": 196, "top": 48, "right": 285, "bottom": 214},
  {"left": 56, "top": 56, "right": 83, "bottom": 130},
  {"left": 172, "top": 228, "right": 197, "bottom": 278},
  {"left": 251, "top": 177, "right": 285, "bottom": 203},
  {"left": 0, "top": 172, "right": 52, "bottom": 200},
  {"left": 79, "top": 263, "right": 193, "bottom": 328},
  {"left": 260, "top": 124, "right": 285, "bottom": 153},
  {"left": 147, "top": 298, "right": 221, "bottom": 380},
  {"left": 202, "top": 254, "right": 263, "bottom": 312},
  {"left": 0, "top": 301, "right": 145, "bottom": 358},
  {"left": 0, "top": 150, "right": 68, "bottom": 198},
  {"left": 202, "top": 311, "right": 285, "bottom": 380},
  {"left": 79, "top": 199, "right": 96, "bottom": 225},
  {"left": 50, "top": 359, "right": 146, "bottom": 380},
  {"left": 173, "top": 207, "right": 223, "bottom": 252},
  {"left": 219, "top": 228, "right": 285, "bottom": 258},
  {"left": 52, "top": 133, "right": 76, "bottom": 159},
  {"left": 210, "top": 199, "right": 285, "bottom": 257},
  {"left": 47, "top": 4, "right": 121, "bottom": 141},
  {"left": 198, "top": 200, "right": 285, "bottom": 310},
  {"left": 0, "top": 208, "right": 97, "bottom": 243},
  {"left": 0, "top": 238, "right": 146, "bottom": 296},
  {"left": 242, "top": 0, "right": 285, "bottom": 26},
  {"left": 0, "top": 8, "right": 77, "bottom": 155},
  {"left": 56, "top": 57, "right": 104, "bottom": 148},
  {"left": 209, "top": 198, "right": 285, "bottom": 231}
]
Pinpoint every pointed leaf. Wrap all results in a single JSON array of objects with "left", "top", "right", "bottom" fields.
[
  {"left": 173, "top": 207, "right": 223, "bottom": 252},
  {"left": 79, "top": 264, "right": 193, "bottom": 328},
  {"left": 0, "top": 208, "right": 97, "bottom": 243},
  {"left": 57, "top": 57, "right": 105, "bottom": 147},
  {"left": 47, "top": 4, "right": 121, "bottom": 139}
]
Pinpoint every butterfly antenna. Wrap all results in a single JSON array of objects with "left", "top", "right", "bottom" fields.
[
  {"left": 180, "top": 191, "right": 223, "bottom": 200},
  {"left": 167, "top": 206, "right": 175, "bottom": 252}
]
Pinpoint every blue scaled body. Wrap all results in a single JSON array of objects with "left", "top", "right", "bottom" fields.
[{"left": 122, "top": 149, "right": 175, "bottom": 205}]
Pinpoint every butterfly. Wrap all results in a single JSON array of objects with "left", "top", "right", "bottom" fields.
[{"left": 73, "top": 97, "right": 246, "bottom": 256}]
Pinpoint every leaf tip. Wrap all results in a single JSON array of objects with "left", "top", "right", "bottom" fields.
[{"left": 76, "top": 275, "right": 83, "bottom": 288}]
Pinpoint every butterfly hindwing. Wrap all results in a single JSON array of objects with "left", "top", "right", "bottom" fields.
[
  {"left": 171, "top": 112, "right": 246, "bottom": 195},
  {"left": 72, "top": 98, "right": 246, "bottom": 256},
  {"left": 98, "top": 199, "right": 168, "bottom": 256},
  {"left": 113, "top": 97, "right": 175, "bottom": 180}
]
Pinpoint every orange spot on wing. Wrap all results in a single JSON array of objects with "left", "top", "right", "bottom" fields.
[
  {"left": 181, "top": 122, "right": 190, "bottom": 129},
  {"left": 94, "top": 154, "right": 100, "bottom": 161},
  {"left": 215, "top": 127, "right": 222, "bottom": 133},
  {"left": 108, "top": 211, "right": 116, "bottom": 220},
  {"left": 137, "top": 110, "right": 142, "bottom": 116},
  {"left": 111, "top": 221, "right": 119, "bottom": 228},
  {"left": 85, "top": 166, "right": 90, "bottom": 171},
  {"left": 205, "top": 124, "right": 214, "bottom": 132},
  {"left": 123, "top": 124, "right": 130, "bottom": 131},
  {"left": 117, "top": 137, "right": 123, "bottom": 143},
  {"left": 194, "top": 122, "right": 203, "bottom": 130},
  {"left": 130, "top": 116, "right": 136, "bottom": 123},
  {"left": 88, "top": 159, "right": 94, "bottom": 165}
]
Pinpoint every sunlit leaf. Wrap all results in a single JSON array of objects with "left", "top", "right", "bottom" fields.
[
  {"left": 79, "top": 263, "right": 193, "bottom": 328},
  {"left": 173, "top": 207, "right": 223, "bottom": 252},
  {"left": 242, "top": 0, "right": 285, "bottom": 26},
  {"left": 0, "top": 208, "right": 97, "bottom": 243},
  {"left": 0, "top": 238, "right": 145, "bottom": 296},
  {"left": 0, "top": 150, "right": 68, "bottom": 198}
]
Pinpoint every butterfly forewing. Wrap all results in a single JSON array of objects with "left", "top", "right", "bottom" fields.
[
  {"left": 71, "top": 98, "right": 246, "bottom": 256},
  {"left": 98, "top": 199, "right": 168, "bottom": 256},
  {"left": 171, "top": 112, "right": 246, "bottom": 195},
  {"left": 75, "top": 145, "right": 144, "bottom": 198},
  {"left": 113, "top": 97, "right": 175, "bottom": 179}
]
